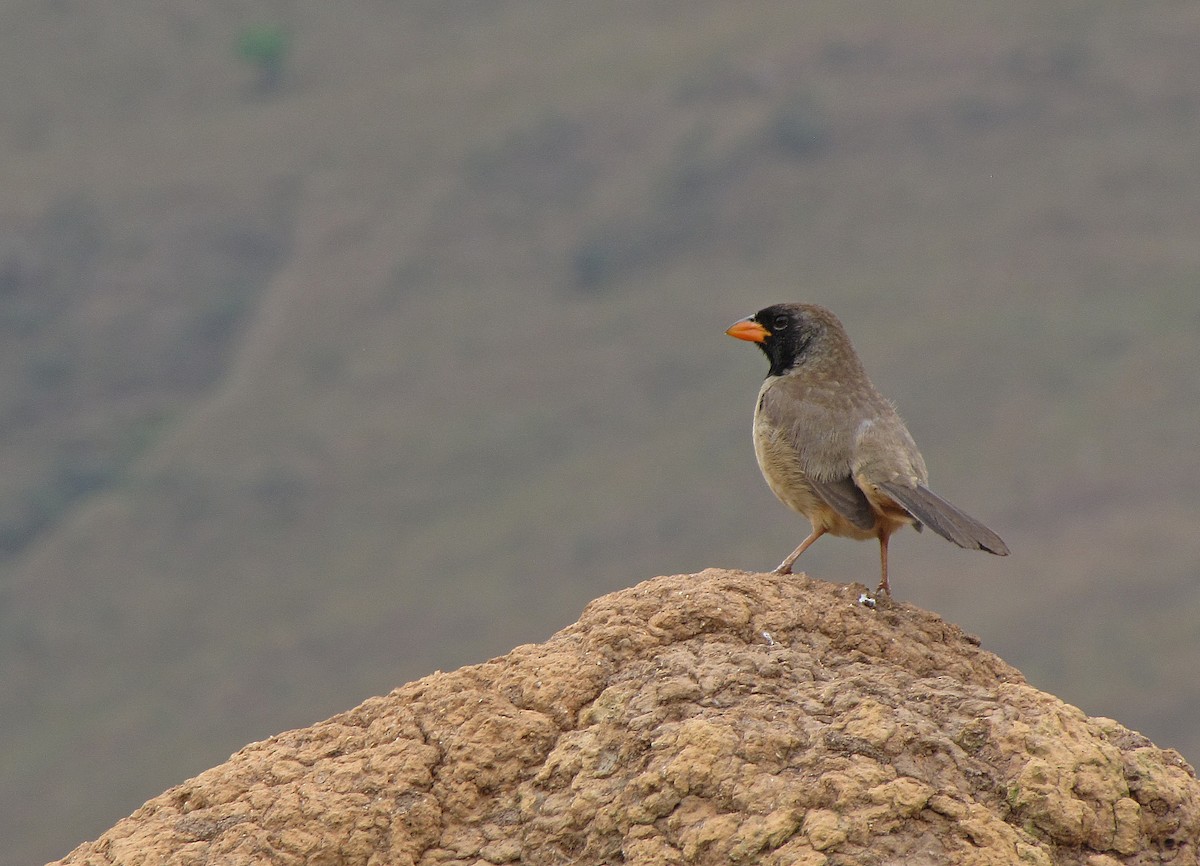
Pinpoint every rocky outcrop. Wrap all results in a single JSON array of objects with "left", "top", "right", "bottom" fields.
[{"left": 54, "top": 569, "right": 1199, "bottom": 865}]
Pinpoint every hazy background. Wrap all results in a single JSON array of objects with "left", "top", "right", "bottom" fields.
[{"left": 3, "top": 3, "right": 1199, "bottom": 863}]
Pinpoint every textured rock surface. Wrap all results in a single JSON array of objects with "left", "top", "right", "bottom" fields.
[{"left": 54, "top": 569, "right": 1199, "bottom": 865}]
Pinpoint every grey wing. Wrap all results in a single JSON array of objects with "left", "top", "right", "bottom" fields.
[
  {"left": 851, "top": 410, "right": 929, "bottom": 487},
  {"left": 849, "top": 404, "right": 1008, "bottom": 552},
  {"left": 758, "top": 378, "right": 876, "bottom": 530},
  {"left": 808, "top": 476, "right": 877, "bottom": 530}
]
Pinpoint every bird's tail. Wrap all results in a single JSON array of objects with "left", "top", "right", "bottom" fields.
[{"left": 879, "top": 481, "right": 1009, "bottom": 556}]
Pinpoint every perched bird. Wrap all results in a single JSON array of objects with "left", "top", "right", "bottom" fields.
[{"left": 726, "top": 303, "right": 1008, "bottom": 595}]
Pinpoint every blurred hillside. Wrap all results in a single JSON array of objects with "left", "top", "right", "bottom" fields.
[{"left": 2, "top": 3, "right": 1198, "bottom": 864}]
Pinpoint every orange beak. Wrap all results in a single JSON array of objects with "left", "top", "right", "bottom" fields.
[{"left": 725, "top": 317, "right": 770, "bottom": 343}]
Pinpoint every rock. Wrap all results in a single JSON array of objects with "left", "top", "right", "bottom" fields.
[{"left": 52, "top": 569, "right": 1200, "bottom": 865}]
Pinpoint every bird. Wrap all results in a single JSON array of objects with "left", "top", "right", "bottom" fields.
[{"left": 726, "top": 302, "right": 1008, "bottom": 595}]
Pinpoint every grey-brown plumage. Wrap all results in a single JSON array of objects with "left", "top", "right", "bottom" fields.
[{"left": 726, "top": 303, "right": 1008, "bottom": 594}]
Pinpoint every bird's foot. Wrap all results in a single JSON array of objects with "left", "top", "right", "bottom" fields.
[{"left": 772, "top": 564, "right": 793, "bottom": 575}]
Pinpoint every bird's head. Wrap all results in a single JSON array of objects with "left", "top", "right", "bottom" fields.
[{"left": 726, "top": 303, "right": 845, "bottom": 378}]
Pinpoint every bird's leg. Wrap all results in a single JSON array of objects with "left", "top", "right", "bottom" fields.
[
  {"left": 773, "top": 526, "right": 826, "bottom": 575},
  {"left": 876, "top": 532, "right": 891, "bottom": 595}
]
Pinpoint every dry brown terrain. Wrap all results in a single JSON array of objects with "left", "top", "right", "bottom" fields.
[{"left": 55, "top": 570, "right": 1199, "bottom": 865}]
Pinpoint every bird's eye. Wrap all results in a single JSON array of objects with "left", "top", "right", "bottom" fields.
[{"left": 772, "top": 315, "right": 789, "bottom": 331}]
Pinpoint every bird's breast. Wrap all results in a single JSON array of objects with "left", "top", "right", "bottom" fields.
[{"left": 752, "top": 414, "right": 819, "bottom": 514}]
